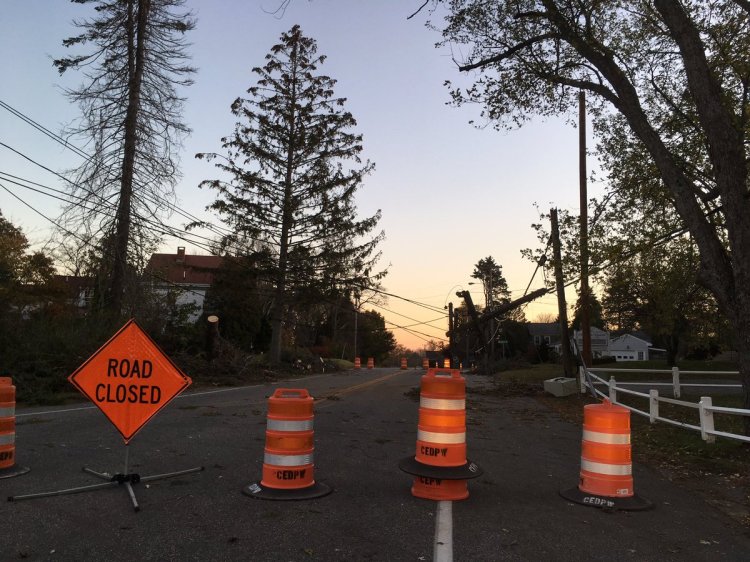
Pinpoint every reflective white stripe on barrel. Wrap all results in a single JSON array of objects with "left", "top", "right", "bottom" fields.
[
  {"left": 0, "top": 406, "right": 14, "bottom": 417},
  {"left": 264, "top": 452, "right": 314, "bottom": 466},
  {"left": 0, "top": 432, "right": 15, "bottom": 446},
  {"left": 420, "top": 397, "right": 465, "bottom": 410},
  {"left": 580, "top": 459, "right": 632, "bottom": 476},
  {"left": 417, "top": 429, "right": 465, "bottom": 444},
  {"left": 266, "top": 419, "right": 314, "bottom": 431},
  {"left": 582, "top": 429, "right": 630, "bottom": 445}
]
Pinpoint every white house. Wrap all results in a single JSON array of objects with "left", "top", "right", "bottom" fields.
[
  {"left": 609, "top": 334, "right": 652, "bottom": 362},
  {"left": 573, "top": 327, "right": 610, "bottom": 358}
]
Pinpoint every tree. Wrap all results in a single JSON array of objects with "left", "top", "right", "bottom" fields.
[
  {"left": 55, "top": 0, "right": 195, "bottom": 316},
  {"left": 571, "top": 291, "right": 605, "bottom": 332},
  {"left": 0, "top": 212, "right": 29, "bottom": 294},
  {"left": 534, "top": 312, "right": 558, "bottom": 324},
  {"left": 202, "top": 254, "right": 273, "bottom": 353},
  {"left": 197, "top": 26, "right": 385, "bottom": 364},
  {"left": 434, "top": 1, "right": 750, "bottom": 427},
  {"left": 357, "top": 309, "right": 397, "bottom": 363},
  {"left": 602, "top": 236, "right": 724, "bottom": 365},
  {"left": 472, "top": 256, "right": 510, "bottom": 309},
  {"left": 470, "top": 256, "right": 525, "bottom": 366},
  {"left": 0, "top": 211, "right": 56, "bottom": 309}
]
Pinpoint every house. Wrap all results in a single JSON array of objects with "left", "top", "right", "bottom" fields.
[
  {"left": 609, "top": 333, "right": 653, "bottom": 362},
  {"left": 573, "top": 327, "right": 610, "bottom": 358},
  {"left": 53, "top": 275, "right": 95, "bottom": 311},
  {"left": 145, "top": 247, "right": 222, "bottom": 321},
  {"left": 527, "top": 322, "right": 562, "bottom": 348}
]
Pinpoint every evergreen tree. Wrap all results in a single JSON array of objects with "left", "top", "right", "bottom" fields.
[
  {"left": 55, "top": 0, "right": 195, "bottom": 316},
  {"left": 471, "top": 256, "right": 510, "bottom": 309},
  {"left": 197, "top": 25, "right": 385, "bottom": 363}
]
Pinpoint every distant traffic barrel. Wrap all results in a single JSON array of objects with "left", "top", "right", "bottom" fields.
[
  {"left": 367, "top": 358, "right": 374, "bottom": 369},
  {"left": 0, "top": 377, "right": 30, "bottom": 479},
  {"left": 400, "top": 358, "right": 407, "bottom": 370},
  {"left": 354, "top": 357, "right": 361, "bottom": 370}
]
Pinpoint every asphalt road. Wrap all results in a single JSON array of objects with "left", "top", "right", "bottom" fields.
[{"left": 2, "top": 368, "right": 749, "bottom": 561}]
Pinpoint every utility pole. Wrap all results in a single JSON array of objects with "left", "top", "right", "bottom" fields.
[
  {"left": 353, "top": 294, "right": 359, "bottom": 362},
  {"left": 455, "top": 308, "right": 462, "bottom": 368},
  {"left": 579, "top": 90, "right": 592, "bottom": 366},
  {"left": 447, "top": 301, "right": 454, "bottom": 368},
  {"left": 550, "top": 209, "right": 574, "bottom": 377},
  {"left": 488, "top": 276, "right": 495, "bottom": 366},
  {"left": 457, "top": 290, "right": 484, "bottom": 373}
]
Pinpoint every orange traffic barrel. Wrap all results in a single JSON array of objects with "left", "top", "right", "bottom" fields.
[
  {"left": 422, "top": 358, "right": 428, "bottom": 369},
  {"left": 354, "top": 357, "right": 361, "bottom": 370},
  {"left": 0, "top": 377, "right": 30, "bottom": 479},
  {"left": 399, "top": 368, "right": 482, "bottom": 500},
  {"left": 560, "top": 400, "right": 650, "bottom": 510},
  {"left": 244, "top": 388, "right": 331, "bottom": 500},
  {"left": 400, "top": 358, "right": 407, "bottom": 370},
  {"left": 443, "top": 358, "right": 450, "bottom": 368},
  {"left": 415, "top": 369, "right": 467, "bottom": 467},
  {"left": 367, "top": 357, "right": 374, "bottom": 369}
]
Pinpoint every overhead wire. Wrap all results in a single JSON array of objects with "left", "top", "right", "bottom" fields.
[
  {"left": 2, "top": 166, "right": 451, "bottom": 345},
  {"left": 0, "top": 102, "right": 456, "bottom": 325},
  {"left": 13, "top": 98, "right": 668, "bottom": 348},
  {"left": 0, "top": 178, "right": 233, "bottom": 306}
]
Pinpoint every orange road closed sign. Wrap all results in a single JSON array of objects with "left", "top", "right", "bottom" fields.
[{"left": 68, "top": 319, "right": 192, "bottom": 443}]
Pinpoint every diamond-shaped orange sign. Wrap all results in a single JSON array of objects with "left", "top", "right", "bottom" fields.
[{"left": 68, "top": 319, "right": 192, "bottom": 443}]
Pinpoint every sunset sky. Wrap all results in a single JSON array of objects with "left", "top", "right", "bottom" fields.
[{"left": 0, "top": 1, "right": 597, "bottom": 349}]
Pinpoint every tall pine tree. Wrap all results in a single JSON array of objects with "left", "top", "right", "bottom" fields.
[
  {"left": 197, "top": 25, "right": 385, "bottom": 363},
  {"left": 55, "top": 0, "right": 195, "bottom": 316}
]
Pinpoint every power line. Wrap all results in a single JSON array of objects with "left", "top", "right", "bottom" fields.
[
  {"left": 369, "top": 301, "right": 447, "bottom": 333},
  {"left": 0, "top": 99, "right": 235, "bottom": 240},
  {"left": 0, "top": 180, "right": 222, "bottom": 304},
  {"left": 2, "top": 100, "right": 460, "bottom": 342}
]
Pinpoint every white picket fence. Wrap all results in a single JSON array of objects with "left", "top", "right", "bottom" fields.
[{"left": 580, "top": 366, "right": 750, "bottom": 444}]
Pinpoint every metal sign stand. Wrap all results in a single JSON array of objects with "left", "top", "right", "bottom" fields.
[{"left": 8, "top": 444, "right": 203, "bottom": 512}]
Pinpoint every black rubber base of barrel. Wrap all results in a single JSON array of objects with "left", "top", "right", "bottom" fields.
[
  {"left": 559, "top": 486, "right": 653, "bottom": 511},
  {"left": 242, "top": 481, "right": 332, "bottom": 501},
  {"left": 398, "top": 456, "right": 482, "bottom": 480},
  {"left": 0, "top": 465, "right": 30, "bottom": 479}
]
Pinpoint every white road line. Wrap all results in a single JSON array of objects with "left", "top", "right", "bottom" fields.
[
  {"left": 434, "top": 500, "right": 453, "bottom": 562},
  {"left": 16, "top": 404, "right": 97, "bottom": 418}
]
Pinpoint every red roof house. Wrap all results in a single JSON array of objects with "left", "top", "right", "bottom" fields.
[{"left": 145, "top": 247, "right": 222, "bottom": 320}]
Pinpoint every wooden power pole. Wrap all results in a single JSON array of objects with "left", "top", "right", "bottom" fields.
[
  {"left": 550, "top": 209, "right": 574, "bottom": 377},
  {"left": 447, "top": 301, "right": 454, "bottom": 368},
  {"left": 579, "top": 91, "right": 592, "bottom": 366}
]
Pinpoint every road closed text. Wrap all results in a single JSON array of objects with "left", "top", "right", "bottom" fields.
[{"left": 95, "top": 358, "right": 162, "bottom": 404}]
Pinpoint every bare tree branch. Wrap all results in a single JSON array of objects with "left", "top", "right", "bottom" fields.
[
  {"left": 407, "top": 1, "right": 429, "bottom": 20},
  {"left": 458, "top": 34, "right": 559, "bottom": 72}
]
